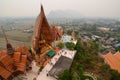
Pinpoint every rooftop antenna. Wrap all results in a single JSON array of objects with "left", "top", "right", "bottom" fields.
[{"left": 1, "top": 26, "right": 14, "bottom": 55}]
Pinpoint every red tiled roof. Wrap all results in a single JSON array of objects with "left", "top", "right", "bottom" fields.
[
  {"left": 15, "top": 55, "right": 27, "bottom": 72},
  {"left": 0, "top": 50, "right": 7, "bottom": 59},
  {"left": 21, "top": 55, "right": 27, "bottom": 63},
  {"left": 14, "top": 46, "right": 28, "bottom": 72},
  {"left": 51, "top": 26, "right": 62, "bottom": 40},
  {"left": 114, "top": 51, "right": 120, "bottom": 60},
  {"left": 0, "top": 50, "right": 14, "bottom": 79},
  {"left": 0, "top": 66, "right": 12, "bottom": 79},
  {"left": 0, "top": 46, "right": 30, "bottom": 79},
  {"left": 13, "top": 52, "right": 21, "bottom": 63},
  {"left": 103, "top": 52, "right": 120, "bottom": 73},
  {"left": 16, "top": 46, "right": 31, "bottom": 57},
  {"left": 15, "top": 62, "right": 26, "bottom": 72}
]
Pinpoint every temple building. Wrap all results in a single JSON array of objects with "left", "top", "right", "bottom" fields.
[
  {"left": 51, "top": 26, "right": 62, "bottom": 41},
  {"left": 0, "top": 46, "right": 32, "bottom": 79},
  {"left": 0, "top": 28, "right": 32, "bottom": 79},
  {"left": 31, "top": 5, "right": 62, "bottom": 66}
]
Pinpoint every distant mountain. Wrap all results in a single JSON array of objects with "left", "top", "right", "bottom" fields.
[{"left": 47, "top": 10, "right": 82, "bottom": 19}]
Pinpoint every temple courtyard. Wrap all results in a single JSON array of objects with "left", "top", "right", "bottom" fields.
[
  {"left": 37, "top": 49, "right": 76, "bottom": 80},
  {"left": 12, "top": 49, "right": 76, "bottom": 80}
]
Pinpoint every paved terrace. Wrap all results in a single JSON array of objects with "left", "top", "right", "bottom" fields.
[{"left": 37, "top": 49, "right": 76, "bottom": 80}]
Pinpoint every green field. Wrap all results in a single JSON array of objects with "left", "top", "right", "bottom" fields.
[
  {"left": 0, "top": 18, "right": 35, "bottom": 50},
  {"left": 0, "top": 30, "right": 32, "bottom": 50}
]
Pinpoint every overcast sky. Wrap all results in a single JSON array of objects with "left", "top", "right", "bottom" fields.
[{"left": 0, "top": 0, "right": 120, "bottom": 18}]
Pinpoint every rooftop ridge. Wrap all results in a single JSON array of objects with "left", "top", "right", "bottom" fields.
[{"left": 103, "top": 51, "right": 120, "bottom": 73}]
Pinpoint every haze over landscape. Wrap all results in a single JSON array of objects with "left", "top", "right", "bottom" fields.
[
  {"left": 0, "top": 0, "right": 120, "bottom": 80},
  {"left": 0, "top": 0, "right": 120, "bottom": 18}
]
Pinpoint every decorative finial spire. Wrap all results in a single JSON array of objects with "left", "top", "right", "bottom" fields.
[
  {"left": 1, "top": 26, "right": 14, "bottom": 55},
  {"left": 41, "top": 4, "right": 44, "bottom": 12},
  {"left": 1, "top": 26, "right": 8, "bottom": 44}
]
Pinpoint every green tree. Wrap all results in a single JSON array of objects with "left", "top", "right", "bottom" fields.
[
  {"left": 58, "top": 70, "right": 72, "bottom": 80},
  {"left": 65, "top": 42, "right": 75, "bottom": 50},
  {"left": 88, "top": 41, "right": 99, "bottom": 55},
  {"left": 110, "top": 69, "right": 120, "bottom": 80},
  {"left": 100, "top": 64, "right": 110, "bottom": 73},
  {"left": 115, "top": 46, "right": 120, "bottom": 51},
  {"left": 58, "top": 42, "right": 64, "bottom": 49}
]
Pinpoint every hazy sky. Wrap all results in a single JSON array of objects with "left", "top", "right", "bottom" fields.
[{"left": 0, "top": 0, "right": 120, "bottom": 18}]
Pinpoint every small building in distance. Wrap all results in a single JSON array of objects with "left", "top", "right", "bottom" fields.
[
  {"left": 61, "top": 35, "right": 71, "bottom": 42},
  {"left": 61, "top": 30, "right": 77, "bottom": 44},
  {"left": 97, "top": 27, "right": 110, "bottom": 32}
]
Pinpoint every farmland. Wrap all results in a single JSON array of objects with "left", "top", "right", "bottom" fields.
[{"left": 0, "top": 17, "right": 34, "bottom": 50}]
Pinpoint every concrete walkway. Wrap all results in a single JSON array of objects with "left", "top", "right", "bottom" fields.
[
  {"left": 37, "top": 49, "right": 76, "bottom": 80},
  {"left": 13, "top": 49, "right": 76, "bottom": 80}
]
